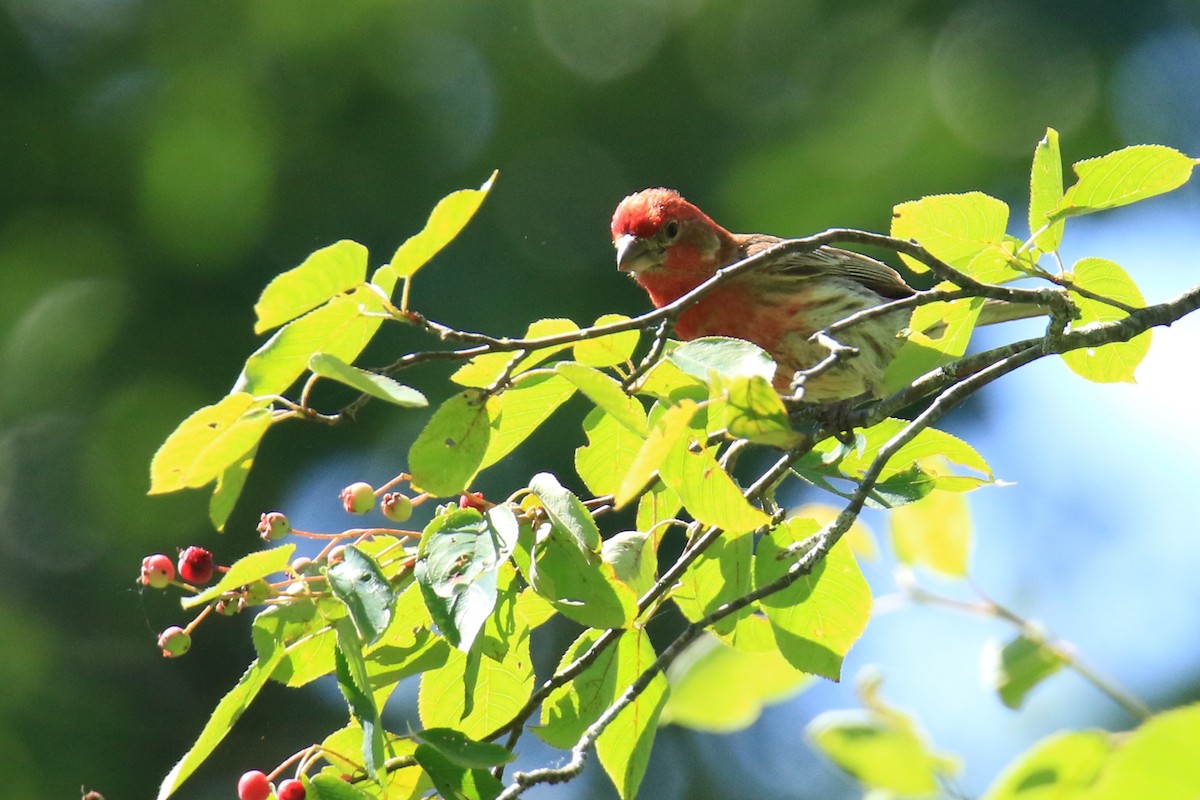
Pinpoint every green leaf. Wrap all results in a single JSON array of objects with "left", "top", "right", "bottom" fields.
[
  {"left": 673, "top": 528, "right": 754, "bottom": 636},
  {"left": 807, "top": 708, "right": 953, "bottom": 795},
  {"left": 418, "top": 633, "right": 534, "bottom": 740},
  {"left": 409, "top": 389, "right": 493, "bottom": 497},
  {"left": 451, "top": 318, "right": 580, "bottom": 387},
  {"left": 413, "top": 743, "right": 503, "bottom": 800},
  {"left": 208, "top": 443, "right": 257, "bottom": 531},
  {"left": 308, "top": 353, "right": 428, "bottom": 408},
  {"left": 391, "top": 171, "right": 497, "bottom": 278},
  {"left": 890, "top": 192, "right": 1009, "bottom": 273},
  {"left": 632, "top": 356, "right": 708, "bottom": 403},
  {"left": 414, "top": 507, "right": 515, "bottom": 652},
  {"left": 754, "top": 518, "right": 871, "bottom": 680},
  {"left": 528, "top": 522, "right": 638, "bottom": 629},
  {"left": 880, "top": 296, "right": 985, "bottom": 395},
  {"left": 556, "top": 361, "right": 648, "bottom": 437},
  {"left": 601, "top": 531, "right": 656, "bottom": 597},
  {"left": 596, "top": 628, "right": 669, "bottom": 800},
  {"left": 823, "top": 417, "right": 992, "bottom": 483},
  {"left": 888, "top": 488, "right": 972, "bottom": 577},
  {"left": 716, "top": 374, "right": 805, "bottom": 447},
  {"left": 254, "top": 240, "right": 369, "bottom": 334},
  {"left": 1061, "top": 257, "right": 1151, "bottom": 383},
  {"left": 983, "top": 633, "right": 1065, "bottom": 710},
  {"left": 614, "top": 400, "right": 697, "bottom": 508},
  {"left": 149, "top": 393, "right": 273, "bottom": 494},
  {"left": 480, "top": 372, "right": 576, "bottom": 469},
  {"left": 182, "top": 544, "right": 295, "bottom": 610},
  {"left": 667, "top": 336, "right": 776, "bottom": 383},
  {"left": 1054, "top": 145, "right": 1196, "bottom": 219},
  {"left": 414, "top": 728, "right": 515, "bottom": 769},
  {"left": 574, "top": 313, "right": 641, "bottom": 367},
  {"left": 661, "top": 634, "right": 812, "bottom": 732},
  {"left": 659, "top": 437, "right": 771, "bottom": 534},
  {"left": 252, "top": 595, "right": 343, "bottom": 687},
  {"left": 536, "top": 630, "right": 609, "bottom": 748},
  {"left": 155, "top": 651, "right": 288, "bottom": 799},
  {"left": 235, "top": 266, "right": 399, "bottom": 397},
  {"left": 575, "top": 407, "right": 646, "bottom": 498},
  {"left": 1029, "top": 128, "right": 1066, "bottom": 252},
  {"left": 981, "top": 730, "right": 1111, "bottom": 800},
  {"left": 635, "top": 482, "right": 683, "bottom": 534},
  {"left": 529, "top": 472, "right": 602, "bottom": 552},
  {"left": 1085, "top": 703, "right": 1200, "bottom": 800},
  {"left": 309, "top": 772, "right": 377, "bottom": 800},
  {"left": 328, "top": 546, "right": 396, "bottom": 646},
  {"left": 334, "top": 618, "right": 386, "bottom": 780}
]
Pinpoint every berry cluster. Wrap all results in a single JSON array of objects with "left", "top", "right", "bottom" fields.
[{"left": 237, "top": 770, "right": 306, "bottom": 800}]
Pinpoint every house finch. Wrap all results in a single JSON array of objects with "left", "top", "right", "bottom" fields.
[{"left": 612, "top": 187, "right": 1037, "bottom": 402}]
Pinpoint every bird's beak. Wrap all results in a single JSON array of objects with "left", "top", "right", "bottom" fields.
[{"left": 614, "top": 234, "right": 659, "bottom": 274}]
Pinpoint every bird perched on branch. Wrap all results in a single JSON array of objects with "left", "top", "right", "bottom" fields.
[{"left": 611, "top": 187, "right": 1038, "bottom": 403}]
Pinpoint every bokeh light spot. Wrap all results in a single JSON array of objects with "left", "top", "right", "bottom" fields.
[{"left": 532, "top": 0, "right": 679, "bottom": 83}]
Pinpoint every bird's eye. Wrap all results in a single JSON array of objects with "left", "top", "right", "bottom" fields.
[{"left": 663, "top": 220, "right": 680, "bottom": 241}]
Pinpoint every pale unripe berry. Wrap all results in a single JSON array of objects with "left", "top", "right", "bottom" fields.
[
  {"left": 340, "top": 482, "right": 375, "bottom": 514},
  {"left": 158, "top": 626, "right": 191, "bottom": 657},
  {"left": 381, "top": 492, "right": 413, "bottom": 523},
  {"left": 237, "top": 770, "right": 271, "bottom": 800},
  {"left": 140, "top": 554, "right": 175, "bottom": 588},
  {"left": 258, "top": 511, "right": 291, "bottom": 542}
]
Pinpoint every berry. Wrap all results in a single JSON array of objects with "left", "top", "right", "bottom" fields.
[
  {"left": 459, "top": 491, "right": 488, "bottom": 511},
  {"left": 328, "top": 545, "right": 346, "bottom": 565},
  {"left": 158, "top": 626, "right": 191, "bottom": 657},
  {"left": 277, "top": 778, "right": 306, "bottom": 800},
  {"left": 177, "top": 546, "right": 214, "bottom": 584},
  {"left": 340, "top": 482, "right": 375, "bottom": 514},
  {"left": 290, "top": 556, "right": 313, "bottom": 575},
  {"left": 237, "top": 770, "right": 271, "bottom": 800},
  {"left": 140, "top": 554, "right": 175, "bottom": 588},
  {"left": 381, "top": 492, "right": 413, "bottom": 523},
  {"left": 257, "top": 511, "right": 291, "bottom": 542}
]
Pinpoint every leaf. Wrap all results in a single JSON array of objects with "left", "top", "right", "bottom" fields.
[
  {"left": 254, "top": 240, "right": 369, "bottom": 334},
  {"left": 234, "top": 266, "right": 399, "bottom": 397},
  {"left": 328, "top": 546, "right": 396, "bottom": 646},
  {"left": 528, "top": 522, "right": 638, "bottom": 629},
  {"left": 601, "top": 531, "right": 656, "bottom": 597},
  {"left": 659, "top": 436, "right": 771, "bottom": 534},
  {"left": 754, "top": 518, "right": 872, "bottom": 681},
  {"left": 793, "top": 503, "right": 880, "bottom": 562},
  {"left": 391, "top": 171, "right": 497, "bottom": 278},
  {"left": 574, "top": 313, "right": 640, "bottom": 367},
  {"left": 823, "top": 417, "right": 993, "bottom": 483},
  {"left": 414, "top": 728, "right": 515, "bottom": 769},
  {"left": 880, "top": 296, "right": 985, "bottom": 395},
  {"left": 890, "top": 192, "right": 1009, "bottom": 273},
  {"left": 1054, "top": 145, "right": 1196, "bottom": 219},
  {"left": 529, "top": 472, "right": 602, "bottom": 552},
  {"left": 308, "top": 353, "right": 428, "bottom": 408},
  {"left": 596, "top": 629, "right": 669, "bottom": 800},
  {"left": 667, "top": 336, "right": 776, "bottom": 383},
  {"left": 1085, "top": 703, "right": 1200, "bottom": 800},
  {"left": 982, "top": 633, "right": 1065, "bottom": 710},
  {"left": 888, "top": 487, "right": 972, "bottom": 577},
  {"left": 418, "top": 633, "right": 534, "bottom": 741},
  {"left": 807, "top": 709, "right": 953, "bottom": 795},
  {"left": 181, "top": 544, "right": 295, "bottom": 610},
  {"left": 209, "top": 443, "right": 257, "bottom": 531},
  {"left": 660, "top": 634, "right": 812, "bottom": 732},
  {"left": 149, "top": 393, "right": 273, "bottom": 494},
  {"left": 412, "top": 743, "right": 503, "bottom": 800},
  {"left": 1029, "top": 128, "right": 1066, "bottom": 252},
  {"left": 556, "top": 361, "right": 648, "bottom": 436},
  {"left": 414, "top": 507, "right": 515, "bottom": 652},
  {"left": 451, "top": 318, "right": 580, "bottom": 387},
  {"left": 1061, "top": 257, "right": 1151, "bottom": 383},
  {"left": 575, "top": 407, "right": 646, "bottom": 498},
  {"left": 614, "top": 400, "right": 697, "bottom": 508},
  {"left": 409, "top": 389, "right": 493, "bottom": 497},
  {"left": 716, "top": 374, "right": 805, "bottom": 447},
  {"left": 252, "top": 596, "right": 343, "bottom": 687},
  {"left": 633, "top": 356, "right": 707, "bottom": 403},
  {"left": 155, "top": 651, "right": 288, "bottom": 799},
  {"left": 673, "top": 528, "right": 754, "bottom": 636},
  {"left": 480, "top": 372, "right": 576, "bottom": 469},
  {"left": 334, "top": 618, "right": 386, "bottom": 780},
  {"left": 981, "top": 730, "right": 1111, "bottom": 800}
]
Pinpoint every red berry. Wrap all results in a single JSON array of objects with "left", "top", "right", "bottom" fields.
[
  {"left": 177, "top": 546, "right": 214, "bottom": 584},
  {"left": 459, "top": 491, "right": 488, "bottom": 511},
  {"left": 340, "top": 482, "right": 375, "bottom": 514},
  {"left": 140, "top": 554, "right": 175, "bottom": 588},
  {"left": 257, "top": 511, "right": 291, "bottom": 542},
  {"left": 277, "top": 778, "right": 306, "bottom": 800},
  {"left": 157, "top": 626, "right": 191, "bottom": 657},
  {"left": 237, "top": 770, "right": 271, "bottom": 800},
  {"left": 381, "top": 492, "right": 413, "bottom": 523}
]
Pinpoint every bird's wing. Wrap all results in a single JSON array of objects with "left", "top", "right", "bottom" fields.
[{"left": 739, "top": 235, "right": 915, "bottom": 300}]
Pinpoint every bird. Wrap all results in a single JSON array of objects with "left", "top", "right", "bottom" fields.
[{"left": 611, "top": 187, "right": 1038, "bottom": 403}]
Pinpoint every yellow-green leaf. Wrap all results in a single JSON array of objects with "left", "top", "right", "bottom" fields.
[
  {"left": 981, "top": 730, "right": 1111, "bottom": 800},
  {"left": 889, "top": 488, "right": 972, "bottom": 577},
  {"left": 1054, "top": 145, "right": 1196, "bottom": 219},
  {"left": 308, "top": 353, "right": 428, "bottom": 408},
  {"left": 209, "top": 443, "right": 257, "bottom": 531},
  {"left": 982, "top": 633, "right": 1065, "bottom": 711},
  {"left": 556, "top": 361, "right": 648, "bottom": 437},
  {"left": 182, "top": 545, "right": 296, "bottom": 610},
  {"left": 1029, "top": 128, "right": 1065, "bottom": 251},
  {"left": 417, "top": 633, "right": 534, "bottom": 741},
  {"left": 391, "top": 171, "right": 497, "bottom": 278},
  {"left": 451, "top": 318, "right": 579, "bottom": 388},
  {"left": 659, "top": 437, "right": 771, "bottom": 534},
  {"left": 408, "top": 390, "right": 493, "bottom": 497},
  {"left": 573, "top": 313, "right": 640, "bottom": 368},
  {"left": 150, "top": 393, "right": 273, "bottom": 494},
  {"left": 576, "top": 408, "right": 646, "bottom": 498},
  {"left": 890, "top": 192, "right": 1009, "bottom": 273},
  {"left": 481, "top": 372, "right": 576, "bottom": 469},
  {"left": 673, "top": 527, "right": 754, "bottom": 635},
  {"left": 614, "top": 400, "right": 697, "bottom": 508},
  {"left": 807, "top": 708, "right": 952, "bottom": 795},
  {"left": 881, "top": 296, "right": 985, "bottom": 395},
  {"left": 1085, "top": 703, "right": 1200, "bottom": 800},
  {"left": 254, "top": 240, "right": 368, "bottom": 334},
  {"left": 716, "top": 374, "right": 805, "bottom": 447},
  {"left": 825, "top": 418, "right": 992, "bottom": 483},
  {"left": 596, "top": 628, "right": 668, "bottom": 800},
  {"left": 1061, "top": 257, "right": 1150, "bottom": 383}
]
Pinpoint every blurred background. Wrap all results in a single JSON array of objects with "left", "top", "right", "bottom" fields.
[{"left": 3, "top": 0, "right": 1199, "bottom": 797}]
